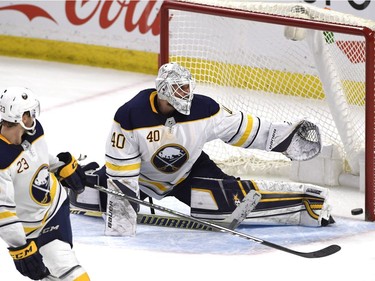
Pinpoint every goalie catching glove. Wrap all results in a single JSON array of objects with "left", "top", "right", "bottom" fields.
[
  {"left": 8, "top": 240, "right": 50, "bottom": 280},
  {"left": 266, "top": 119, "right": 321, "bottom": 161}
]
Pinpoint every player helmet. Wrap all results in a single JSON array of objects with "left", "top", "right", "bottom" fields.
[
  {"left": 0, "top": 87, "right": 40, "bottom": 134},
  {"left": 155, "top": 62, "right": 196, "bottom": 115}
]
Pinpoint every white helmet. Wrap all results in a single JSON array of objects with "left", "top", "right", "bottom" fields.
[
  {"left": 155, "top": 62, "right": 196, "bottom": 115},
  {"left": 0, "top": 87, "right": 40, "bottom": 134}
]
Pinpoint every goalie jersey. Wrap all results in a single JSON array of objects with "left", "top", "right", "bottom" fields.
[
  {"left": 0, "top": 120, "right": 67, "bottom": 247},
  {"left": 105, "top": 89, "right": 272, "bottom": 199}
]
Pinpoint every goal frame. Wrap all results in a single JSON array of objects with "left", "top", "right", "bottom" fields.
[{"left": 159, "top": 0, "right": 375, "bottom": 221}]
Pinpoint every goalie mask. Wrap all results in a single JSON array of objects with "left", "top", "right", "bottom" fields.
[
  {"left": 155, "top": 62, "right": 196, "bottom": 115},
  {"left": 0, "top": 87, "right": 40, "bottom": 135}
]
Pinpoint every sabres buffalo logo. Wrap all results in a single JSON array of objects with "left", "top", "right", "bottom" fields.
[
  {"left": 152, "top": 144, "right": 189, "bottom": 173},
  {"left": 30, "top": 165, "right": 52, "bottom": 205}
]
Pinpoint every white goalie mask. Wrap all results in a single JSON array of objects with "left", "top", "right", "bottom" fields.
[
  {"left": 0, "top": 87, "right": 40, "bottom": 135},
  {"left": 155, "top": 63, "right": 196, "bottom": 115}
]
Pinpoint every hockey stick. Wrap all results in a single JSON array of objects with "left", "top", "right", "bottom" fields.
[
  {"left": 90, "top": 182, "right": 341, "bottom": 258},
  {"left": 70, "top": 208, "right": 214, "bottom": 231}
]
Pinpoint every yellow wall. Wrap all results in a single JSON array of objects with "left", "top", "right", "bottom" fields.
[{"left": 0, "top": 35, "right": 159, "bottom": 75}]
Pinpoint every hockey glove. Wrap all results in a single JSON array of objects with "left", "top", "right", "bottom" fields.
[
  {"left": 56, "top": 152, "right": 88, "bottom": 194},
  {"left": 8, "top": 240, "right": 50, "bottom": 280},
  {"left": 266, "top": 120, "right": 321, "bottom": 161}
]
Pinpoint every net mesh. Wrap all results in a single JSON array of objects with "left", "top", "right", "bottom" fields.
[{"left": 165, "top": 1, "right": 372, "bottom": 177}]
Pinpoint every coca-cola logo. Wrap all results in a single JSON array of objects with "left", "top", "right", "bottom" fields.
[
  {"left": 0, "top": 0, "right": 161, "bottom": 35},
  {"left": 0, "top": 3, "right": 57, "bottom": 23},
  {"left": 304, "top": 0, "right": 371, "bottom": 11}
]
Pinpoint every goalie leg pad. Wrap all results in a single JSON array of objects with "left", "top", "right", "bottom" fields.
[
  {"left": 105, "top": 179, "right": 139, "bottom": 236},
  {"left": 248, "top": 180, "right": 332, "bottom": 227},
  {"left": 190, "top": 178, "right": 261, "bottom": 228}
]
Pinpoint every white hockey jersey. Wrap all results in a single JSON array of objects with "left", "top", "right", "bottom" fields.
[
  {"left": 105, "top": 89, "right": 271, "bottom": 199},
  {"left": 0, "top": 120, "right": 67, "bottom": 247}
]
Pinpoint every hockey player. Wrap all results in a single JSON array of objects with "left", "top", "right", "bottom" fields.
[
  {"left": 72, "top": 62, "right": 334, "bottom": 236},
  {"left": 0, "top": 87, "right": 93, "bottom": 280}
]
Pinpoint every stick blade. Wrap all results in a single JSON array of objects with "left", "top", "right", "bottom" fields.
[
  {"left": 301, "top": 244, "right": 341, "bottom": 258},
  {"left": 263, "top": 240, "right": 341, "bottom": 258}
]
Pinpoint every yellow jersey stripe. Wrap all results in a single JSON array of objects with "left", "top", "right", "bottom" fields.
[
  {"left": 24, "top": 226, "right": 39, "bottom": 234},
  {"left": 74, "top": 272, "right": 90, "bottom": 281},
  {"left": 0, "top": 211, "right": 16, "bottom": 220},
  {"left": 106, "top": 162, "right": 141, "bottom": 172},
  {"left": 0, "top": 134, "right": 11, "bottom": 144},
  {"left": 233, "top": 115, "right": 253, "bottom": 147},
  {"left": 139, "top": 178, "right": 169, "bottom": 192},
  {"left": 149, "top": 91, "right": 158, "bottom": 114},
  {"left": 50, "top": 173, "right": 58, "bottom": 203}
]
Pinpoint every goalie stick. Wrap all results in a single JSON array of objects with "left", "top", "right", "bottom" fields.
[
  {"left": 70, "top": 208, "right": 214, "bottom": 231},
  {"left": 90, "top": 181, "right": 341, "bottom": 258}
]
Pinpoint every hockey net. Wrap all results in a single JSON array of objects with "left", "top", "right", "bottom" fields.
[{"left": 159, "top": 0, "right": 375, "bottom": 220}]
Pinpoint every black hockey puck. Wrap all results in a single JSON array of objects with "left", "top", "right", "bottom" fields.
[{"left": 351, "top": 208, "right": 363, "bottom": 215}]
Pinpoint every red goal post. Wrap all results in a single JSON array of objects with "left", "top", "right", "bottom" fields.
[{"left": 159, "top": 0, "right": 375, "bottom": 221}]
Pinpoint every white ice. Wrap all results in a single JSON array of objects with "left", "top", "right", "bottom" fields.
[{"left": 0, "top": 56, "right": 374, "bottom": 281}]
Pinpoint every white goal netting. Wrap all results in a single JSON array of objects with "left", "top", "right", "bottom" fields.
[{"left": 162, "top": 1, "right": 375, "bottom": 180}]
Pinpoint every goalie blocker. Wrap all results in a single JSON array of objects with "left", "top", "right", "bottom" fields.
[{"left": 69, "top": 172, "right": 334, "bottom": 236}]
